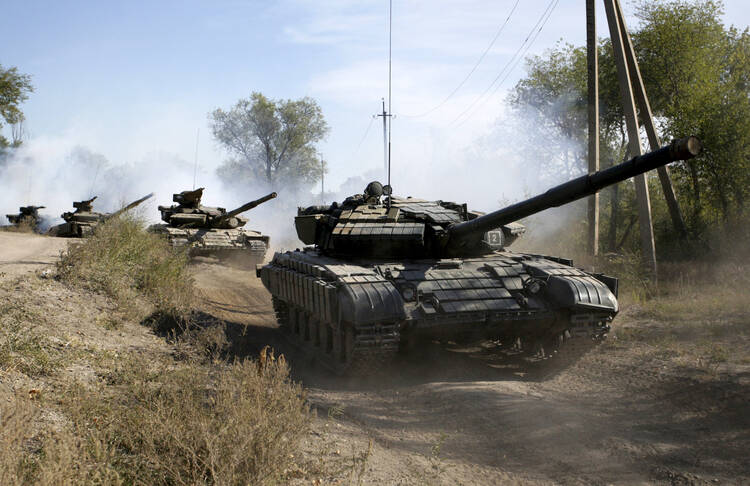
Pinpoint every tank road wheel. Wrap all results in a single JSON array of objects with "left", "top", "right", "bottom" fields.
[{"left": 527, "top": 327, "right": 601, "bottom": 379}]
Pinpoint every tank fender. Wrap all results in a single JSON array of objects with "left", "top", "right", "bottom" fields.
[
  {"left": 544, "top": 275, "right": 618, "bottom": 313},
  {"left": 336, "top": 275, "right": 406, "bottom": 326},
  {"left": 522, "top": 259, "right": 618, "bottom": 313}
]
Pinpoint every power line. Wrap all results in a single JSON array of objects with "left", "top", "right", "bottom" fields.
[
  {"left": 402, "top": 0, "right": 521, "bottom": 118},
  {"left": 351, "top": 115, "right": 376, "bottom": 159},
  {"left": 451, "top": 0, "right": 559, "bottom": 126}
]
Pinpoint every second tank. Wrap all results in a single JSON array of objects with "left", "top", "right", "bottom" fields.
[{"left": 149, "top": 188, "right": 276, "bottom": 264}]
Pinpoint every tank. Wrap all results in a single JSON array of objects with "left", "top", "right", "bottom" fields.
[
  {"left": 48, "top": 193, "right": 154, "bottom": 237},
  {"left": 5, "top": 206, "right": 45, "bottom": 231},
  {"left": 149, "top": 188, "right": 277, "bottom": 263},
  {"left": 258, "top": 137, "right": 702, "bottom": 374}
]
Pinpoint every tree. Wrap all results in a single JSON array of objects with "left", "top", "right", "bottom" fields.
[
  {"left": 0, "top": 64, "right": 33, "bottom": 150},
  {"left": 633, "top": 0, "right": 750, "bottom": 228},
  {"left": 508, "top": 0, "right": 750, "bottom": 253},
  {"left": 210, "top": 92, "right": 329, "bottom": 189}
]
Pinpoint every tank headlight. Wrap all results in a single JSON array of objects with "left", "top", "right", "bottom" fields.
[
  {"left": 525, "top": 279, "right": 542, "bottom": 294},
  {"left": 401, "top": 286, "right": 415, "bottom": 301}
]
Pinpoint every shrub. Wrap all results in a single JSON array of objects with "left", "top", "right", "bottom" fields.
[
  {"left": 73, "top": 354, "right": 309, "bottom": 485},
  {"left": 57, "top": 214, "right": 193, "bottom": 315}
]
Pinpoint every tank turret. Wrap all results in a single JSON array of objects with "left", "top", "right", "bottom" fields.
[
  {"left": 6, "top": 206, "right": 45, "bottom": 230},
  {"left": 150, "top": 189, "right": 277, "bottom": 263},
  {"left": 295, "top": 137, "right": 702, "bottom": 259},
  {"left": 158, "top": 188, "right": 277, "bottom": 229},
  {"left": 49, "top": 193, "right": 154, "bottom": 237},
  {"left": 260, "top": 137, "right": 702, "bottom": 375}
]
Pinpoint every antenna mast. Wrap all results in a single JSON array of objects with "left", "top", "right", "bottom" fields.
[
  {"left": 387, "top": 0, "right": 392, "bottom": 190},
  {"left": 193, "top": 128, "right": 200, "bottom": 190},
  {"left": 378, "top": 99, "right": 389, "bottom": 179}
]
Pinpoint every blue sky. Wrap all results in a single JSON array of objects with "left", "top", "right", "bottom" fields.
[{"left": 2, "top": 0, "right": 749, "bottom": 211}]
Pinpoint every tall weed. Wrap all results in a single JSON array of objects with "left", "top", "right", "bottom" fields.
[{"left": 57, "top": 214, "right": 193, "bottom": 315}]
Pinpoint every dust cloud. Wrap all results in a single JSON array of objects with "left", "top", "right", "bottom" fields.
[{"left": 1, "top": 99, "right": 585, "bottom": 251}]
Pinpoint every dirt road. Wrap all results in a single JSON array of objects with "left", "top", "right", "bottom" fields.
[
  {"left": 191, "top": 261, "right": 750, "bottom": 485},
  {"left": 4, "top": 233, "right": 745, "bottom": 485},
  {"left": 0, "top": 230, "right": 69, "bottom": 281}
]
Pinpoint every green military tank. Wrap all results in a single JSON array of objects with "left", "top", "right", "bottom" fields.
[
  {"left": 48, "top": 193, "right": 154, "bottom": 237},
  {"left": 258, "top": 137, "right": 702, "bottom": 374},
  {"left": 149, "top": 188, "right": 276, "bottom": 263},
  {"left": 5, "top": 205, "right": 45, "bottom": 231}
]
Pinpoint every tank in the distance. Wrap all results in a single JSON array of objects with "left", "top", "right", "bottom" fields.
[
  {"left": 48, "top": 193, "right": 154, "bottom": 237},
  {"left": 258, "top": 137, "right": 702, "bottom": 375},
  {"left": 5, "top": 205, "right": 46, "bottom": 232},
  {"left": 149, "top": 188, "right": 276, "bottom": 264}
]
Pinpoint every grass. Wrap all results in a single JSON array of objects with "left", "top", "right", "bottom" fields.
[
  {"left": 56, "top": 214, "right": 193, "bottom": 316},
  {"left": 1, "top": 220, "right": 37, "bottom": 233},
  {"left": 69, "top": 355, "right": 309, "bottom": 486},
  {"left": 0, "top": 214, "right": 315, "bottom": 485},
  {"left": 0, "top": 302, "right": 59, "bottom": 376},
  {"left": 0, "top": 353, "right": 310, "bottom": 486}
]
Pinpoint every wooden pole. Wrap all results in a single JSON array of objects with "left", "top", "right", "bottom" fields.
[
  {"left": 613, "top": 0, "right": 688, "bottom": 239},
  {"left": 603, "top": 0, "right": 658, "bottom": 276},
  {"left": 587, "top": 0, "right": 600, "bottom": 256}
]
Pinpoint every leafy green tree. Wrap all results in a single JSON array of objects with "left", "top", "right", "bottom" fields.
[
  {"left": 634, "top": 0, "right": 750, "bottom": 228},
  {"left": 210, "top": 92, "right": 329, "bottom": 189},
  {"left": 508, "top": 0, "right": 750, "bottom": 253},
  {"left": 0, "top": 64, "right": 33, "bottom": 149}
]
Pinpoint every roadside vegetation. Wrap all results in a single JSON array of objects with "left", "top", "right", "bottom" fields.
[
  {"left": 0, "top": 216, "right": 312, "bottom": 485},
  {"left": 57, "top": 213, "right": 194, "bottom": 317}
]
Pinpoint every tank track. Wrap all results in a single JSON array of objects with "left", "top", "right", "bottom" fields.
[
  {"left": 525, "top": 322, "right": 610, "bottom": 379},
  {"left": 272, "top": 297, "right": 399, "bottom": 375}
]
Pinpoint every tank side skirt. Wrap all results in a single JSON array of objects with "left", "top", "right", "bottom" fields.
[{"left": 261, "top": 251, "right": 402, "bottom": 374}]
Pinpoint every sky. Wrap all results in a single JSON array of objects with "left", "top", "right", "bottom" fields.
[{"left": 2, "top": 0, "right": 749, "bottom": 221}]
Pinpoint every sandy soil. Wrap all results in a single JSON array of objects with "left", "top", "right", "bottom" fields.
[
  {"left": 0, "top": 231, "right": 69, "bottom": 281},
  {"left": 188, "top": 256, "right": 750, "bottom": 485},
  {"left": 3, "top": 233, "right": 747, "bottom": 485}
]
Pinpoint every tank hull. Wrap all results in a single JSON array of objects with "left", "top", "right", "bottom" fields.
[
  {"left": 150, "top": 224, "right": 270, "bottom": 263},
  {"left": 259, "top": 248, "right": 617, "bottom": 374},
  {"left": 47, "top": 220, "right": 97, "bottom": 237}
]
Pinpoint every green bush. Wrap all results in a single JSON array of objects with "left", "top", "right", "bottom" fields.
[{"left": 57, "top": 215, "right": 193, "bottom": 315}]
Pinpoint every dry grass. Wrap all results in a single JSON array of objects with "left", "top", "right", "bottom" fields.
[
  {"left": 69, "top": 354, "right": 309, "bottom": 486},
  {"left": 0, "top": 220, "right": 37, "bottom": 233},
  {"left": 0, "top": 301, "right": 58, "bottom": 376},
  {"left": 56, "top": 214, "right": 193, "bottom": 316},
  {"left": 1, "top": 214, "right": 314, "bottom": 485},
  {"left": 0, "top": 353, "right": 309, "bottom": 486},
  {"left": 0, "top": 394, "right": 122, "bottom": 486}
]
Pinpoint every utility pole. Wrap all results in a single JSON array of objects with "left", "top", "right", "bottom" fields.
[
  {"left": 603, "top": 0, "right": 657, "bottom": 276},
  {"left": 376, "top": 98, "right": 392, "bottom": 183},
  {"left": 377, "top": 99, "right": 389, "bottom": 180},
  {"left": 193, "top": 128, "right": 200, "bottom": 190},
  {"left": 320, "top": 159, "right": 327, "bottom": 204},
  {"left": 586, "top": 0, "right": 600, "bottom": 257},
  {"left": 612, "top": 1, "right": 688, "bottom": 239}
]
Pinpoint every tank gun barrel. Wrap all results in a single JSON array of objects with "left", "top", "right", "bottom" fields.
[
  {"left": 107, "top": 193, "right": 154, "bottom": 220},
  {"left": 222, "top": 192, "right": 277, "bottom": 220},
  {"left": 447, "top": 137, "right": 702, "bottom": 248}
]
